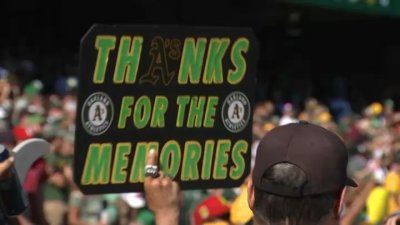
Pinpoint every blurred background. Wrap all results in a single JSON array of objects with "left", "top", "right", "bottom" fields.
[
  {"left": 1, "top": 0, "right": 400, "bottom": 225},
  {"left": 2, "top": 0, "right": 400, "bottom": 110}
]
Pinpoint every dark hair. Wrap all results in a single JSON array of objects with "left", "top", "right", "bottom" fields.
[{"left": 253, "top": 163, "right": 341, "bottom": 225}]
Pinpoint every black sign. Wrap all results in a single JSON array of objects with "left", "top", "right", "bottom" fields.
[{"left": 74, "top": 24, "right": 258, "bottom": 194}]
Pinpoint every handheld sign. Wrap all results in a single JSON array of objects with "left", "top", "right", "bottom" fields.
[{"left": 75, "top": 24, "right": 258, "bottom": 194}]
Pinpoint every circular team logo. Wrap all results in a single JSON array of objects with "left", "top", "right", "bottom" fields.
[
  {"left": 221, "top": 91, "right": 251, "bottom": 133},
  {"left": 81, "top": 92, "right": 114, "bottom": 136}
]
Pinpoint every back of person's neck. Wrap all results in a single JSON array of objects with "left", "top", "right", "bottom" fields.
[{"left": 252, "top": 214, "right": 340, "bottom": 225}]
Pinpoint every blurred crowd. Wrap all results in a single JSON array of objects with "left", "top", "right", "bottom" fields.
[{"left": 0, "top": 62, "right": 400, "bottom": 225}]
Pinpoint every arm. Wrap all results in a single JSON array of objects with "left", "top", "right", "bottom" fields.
[
  {"left": 385, "top": 216, "right": 398, "bottom": 225},
  {"left": 0, "top": 80, "right": 10, "bottom": 104},
  {"left": 391, "top": 193, "right": 400, "bottom": 208},
  {"left": 340, "top": 180, "right": 375, "bottom": 225},
  {"left": 144, "top": 149, "right": 180, "bottom": 225},
  {"left": 47, "top": 172, "right": 67, "bottom": 188},
  {"left": 16, "top": 215, "right": 33, "bottom": 225},
  {"left": 2, "top": 158, "right": 33, "bottom": 224},
  {"left": 68, "top": 206, "right": 91, "bottom": 225},
  {"left": 67, "top": 190, "right": 93, "bottom": 225},
  {"left": 353, "top": 167, "right": 373, "bottom": 181},
  {"left": 0, "top": 157, "right": 14, "bottom": 177},
  {"left": 63, "top": 165, "right": 77, "bottom": 189}
]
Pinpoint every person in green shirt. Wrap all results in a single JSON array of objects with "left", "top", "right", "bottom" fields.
[{"left": 43, "top": 133, "right": 74, "bottom": 225}]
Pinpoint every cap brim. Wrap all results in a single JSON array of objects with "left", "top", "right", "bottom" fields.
[{"left": 346, "top": 177, "right": 358, "bottom": 187}]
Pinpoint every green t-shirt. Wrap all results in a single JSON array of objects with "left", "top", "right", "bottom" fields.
[{"left": 43, "top": 153, "right": 73, "bottom": 201}]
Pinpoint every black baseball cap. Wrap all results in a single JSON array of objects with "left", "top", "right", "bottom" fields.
[{"left": 253, "top": 121, "right": 357, "bottom": 197}]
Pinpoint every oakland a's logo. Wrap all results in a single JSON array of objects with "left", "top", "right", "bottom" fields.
[
  {"left": 81, "top": 92, "right": 114, "bottom": 136},
  {"left": 221, "top": 91, "right": 251, "bottom": 133}
]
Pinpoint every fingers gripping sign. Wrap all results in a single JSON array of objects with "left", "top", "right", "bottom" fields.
[{"left": 144, "top": 149, "right": 180, "bottom": 225}]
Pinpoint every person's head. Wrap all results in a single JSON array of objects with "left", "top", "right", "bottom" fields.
[
  {"left": 282, "top": 103, "right": 295, "bottom": 117},
  {"left": 0, "top": 130, "right": 16, "bottom": 150},
  {"left": 247, "top": 121, "right": 357, "bottom": 225},
  {"left": 60, "top": 132, "right": 75, "bottom": 156}
]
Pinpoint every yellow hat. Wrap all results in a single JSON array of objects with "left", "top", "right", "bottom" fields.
[
  {"left": 370, "top": 102, "right": 383, "bottom": 115},
  {"left": 230, "top": 184, "right": 253, "bottom": 224},
  {"left": 318, "top": 112, "right": 332, "bottom": 123},
  {"left": 263, "top": 123, "right": 275, "bottom": 132}
]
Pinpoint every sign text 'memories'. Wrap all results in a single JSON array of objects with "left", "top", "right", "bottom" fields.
[{"left": 91, "top": 36, "right": 249, "bottom": 85}]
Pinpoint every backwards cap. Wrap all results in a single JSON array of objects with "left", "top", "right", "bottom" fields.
[
  {"left": 192, "top": 195, "right": 231, "bottom": 225},
  {"left": 253, "top": 121, "right": 357, "bottom": 197}
]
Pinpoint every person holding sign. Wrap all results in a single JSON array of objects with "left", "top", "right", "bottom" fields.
[
  {"left": 0, "top": 156, "right": 15, "bottom": 225},
  {"left": 143, "top": 149, "right": 180, "bottom": 225},
  {"left": 144, "top": 121, "right": 358, "bottom": 225}
]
